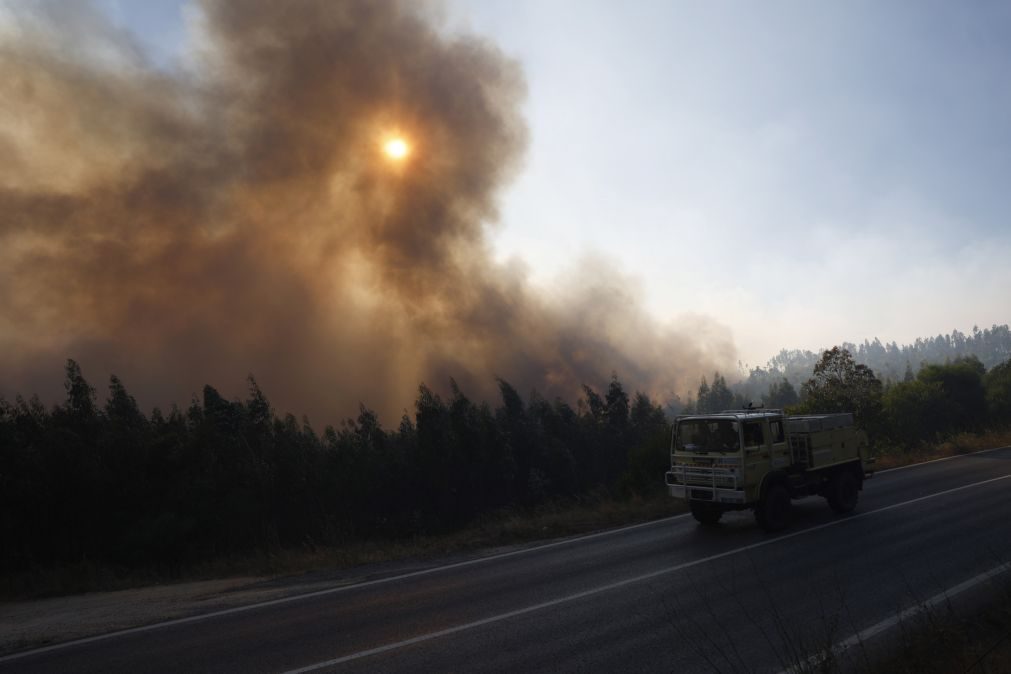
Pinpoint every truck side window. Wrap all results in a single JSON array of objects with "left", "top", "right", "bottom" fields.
[
  {"left": 770, "top": 420, "right": 785, "bottom": 443},
  {"left": 743, "top": 422, "right": 764, "bottom": 447}
]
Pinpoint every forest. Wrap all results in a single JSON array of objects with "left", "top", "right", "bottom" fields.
[
  {"left": 0, "top": 364, "right": 669, "bottom": 577},
  {"left": 2, "top": 324, "right": 1010, "bottom": 581}
]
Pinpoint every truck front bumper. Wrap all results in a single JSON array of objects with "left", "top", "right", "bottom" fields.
[{"left": 665, "top": 471, "right": 747, "bottom": 504}]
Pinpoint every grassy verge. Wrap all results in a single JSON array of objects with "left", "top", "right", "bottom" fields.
[
  {"left": 866, "top": 585, "right": 1011, "bottom": 673},
  {"left": 2, "top": 491, "right": 685, "bottom": 601},
  {"left": 872, "top": 429, "right": 1011, "bottom": 471},
  {"left": 744, "top": 579, "right": 1011, "bottom": 674}
]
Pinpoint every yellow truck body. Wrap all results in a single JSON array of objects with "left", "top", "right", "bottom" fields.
[{"left": 665, "top": 410, "right": 874, "bottom": 531}]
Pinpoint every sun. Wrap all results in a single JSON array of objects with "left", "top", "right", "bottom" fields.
[{"left": 383, "top": 137, "right": 410, "bottom": 160}]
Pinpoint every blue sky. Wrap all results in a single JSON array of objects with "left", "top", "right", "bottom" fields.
[{"left": 100, "top": 0, "right": 1011, "bottom": 369}]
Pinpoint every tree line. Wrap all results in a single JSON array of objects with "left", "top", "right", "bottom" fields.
[
  {"left": 3, "top": 343, "right": 1010, "bottom": 581},
  {"left": 689, "top": 347, "right": 1011, "bottom": 448},
  {"left": 737, "top": 323, "right": 1011, "bottom": 402},
  {"left": 0, "top": 362, "right": 669, "bottom": 576}
]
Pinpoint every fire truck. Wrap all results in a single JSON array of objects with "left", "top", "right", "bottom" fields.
[{"left": 665, "top": 410, "right": 874, "bottom": 531}]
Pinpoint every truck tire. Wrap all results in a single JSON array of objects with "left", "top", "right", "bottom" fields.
[
  {"left": 691, "top": 501, "right": 723, "bottom": 526},
  {"left": 755, "top": 482, "right": 791, "bottom": 532},
  {"left": 827, "top": 468, "right": 859, "bottom": 514}
]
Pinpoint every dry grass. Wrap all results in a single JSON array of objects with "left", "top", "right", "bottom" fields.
[
  {"left": 3, "top": 492, "right": 685, "bottom": 601},
  {"left": 192, "top": 492, "right": 685, "bottom": 581},
  {"left": 869, "top": 591, "right": 1011, "bottom": 673},
  {"left": 872, "top": 429, "right": 1011, "bottom": 471}
]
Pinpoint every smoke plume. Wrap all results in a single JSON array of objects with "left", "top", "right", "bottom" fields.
[{"left": 0, "top": 0, "right": 735, "bottom": 423}]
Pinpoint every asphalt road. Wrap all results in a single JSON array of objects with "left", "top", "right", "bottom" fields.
[{"left": 4, "top": 447, "right": 1011, "bottom": 673}]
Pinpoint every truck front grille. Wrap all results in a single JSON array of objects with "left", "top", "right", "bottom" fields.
[{"left": 670, "top": 466, "right": 739, "bottom": 490}]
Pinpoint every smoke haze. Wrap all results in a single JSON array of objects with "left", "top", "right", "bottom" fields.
[{"left": 0, "top": 0, "right": 735, "bottom": 424}]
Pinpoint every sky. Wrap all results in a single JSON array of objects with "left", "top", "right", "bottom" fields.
[
  {"left": 90, "top": 0, "right": 1011, "bottom": 369},
  {"left": 2, "top": 0, "right": 1009, "bottom": 420},
  {"left": 451, "top": 0, "right": 1011, "bottom": 368}
]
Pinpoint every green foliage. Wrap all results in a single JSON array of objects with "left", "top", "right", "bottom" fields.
[
  {"left": 763, "top": 378, "right": 799, "bottom": 409},
  {"left": 620, "top": 393, "right": 670, "bottom": 496},
  {"left": 63, "top": 359, "right": 98, "bottom": 423},
  {"left": 797, "top": 347, "right": 883, "bottom": 435},
  {"left": 883, "top": 356, "right": 1000, "bottom": 446},
  {"left": 695, "top": 372, "right": 734, "bottom": 413},
  {"left": 605, "top": 376, "right": 630, "bottom": 433},
  {"left": 883, "top": 379, "right": 946, "bottom": 444},
  {"left": 916, "top": 357, "right": 986, "bottom": 431},
  {"left": 986, "top": 361, "right": 1011, "bottom": 425}
]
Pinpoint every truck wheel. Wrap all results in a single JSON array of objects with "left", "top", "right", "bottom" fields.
[
  {"left": 691, "top": 502, "right": 723, "bottom": 526},
  {"left": 827, "top": 469, "right": 859, "bottom": 514},
  {"left": 755, "top": 483, "right": 791, "bottom": 532}
]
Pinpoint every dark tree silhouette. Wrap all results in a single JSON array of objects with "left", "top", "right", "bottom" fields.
[
  {"left": 4, "top": 349, "right": 1011, "bottom": 590},
  {"left": 798, "top": 347, "right": 883, "bottom": 435}
]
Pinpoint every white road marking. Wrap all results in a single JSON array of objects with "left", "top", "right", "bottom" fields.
[
  {"left": 282, "top": 472, "right": 1011, "bottom": 673},
  {"left": 875, "top": 444, "right": 1010, "bottom": 474},
  {"left": 0, "top": 513, "right": 686, "bottom": 663},
  {"left": 783, "top": 561, "right": 1011, "bottom": 674}
]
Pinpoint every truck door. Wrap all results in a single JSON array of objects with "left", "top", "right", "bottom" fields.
[
  {"left": 768, "top": 418, "right": 789, "bottom": 470},
  {"left": 743, "top": 421, "right": 768, "bottom": 478}
]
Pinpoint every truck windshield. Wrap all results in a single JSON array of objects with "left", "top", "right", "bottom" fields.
[{"left": 676, "top": 419, "right": 740, "bottom": 453}]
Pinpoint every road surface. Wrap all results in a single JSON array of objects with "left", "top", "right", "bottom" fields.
[{"left": 3, "top": 447, "right": 1011, "bottom": 673}]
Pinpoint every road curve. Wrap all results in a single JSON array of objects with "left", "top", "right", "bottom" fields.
[{"left": 4, "top": 447, "right": 1011, "bottom": 673}]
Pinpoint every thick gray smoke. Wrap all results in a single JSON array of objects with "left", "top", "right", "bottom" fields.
[{"left": 0, "top": 0, "right": 735, "bottom": 423}]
